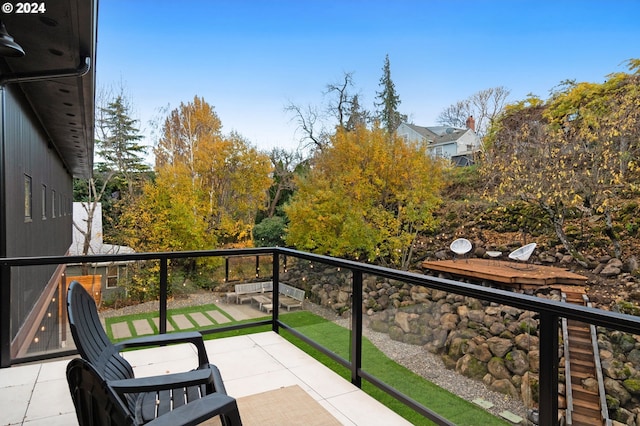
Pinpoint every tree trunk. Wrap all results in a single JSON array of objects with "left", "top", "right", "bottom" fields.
[
  {"left": 267, "top": 185, "right": 283, "bottom": 218},
  {"left": 540, "top": 202, "right": 589, "bottom": 267},
  {"left": 603, "top": 209, "right": 622, "bottom": 258}
]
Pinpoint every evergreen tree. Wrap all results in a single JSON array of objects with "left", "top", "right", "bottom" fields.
[
  {"left": 345, "top": 94, "right": 369, "bottom": 131},
  {"left": 74, "top": 89, "right": 149, "bottom": 249},
  {"left": 374, "top": 54, "right": 406, "bottom": 134},
  {"left": 96, "top": 92, "right": 149, "bottom": 198}
]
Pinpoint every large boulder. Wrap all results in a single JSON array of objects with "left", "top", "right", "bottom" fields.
[
  {"left": 505, "top": 349, "right": 530, "bottom": 376},
  {"left": 456, "top": 354, "right": 488, "bottom": 380},
  {"left": 440, "top": 312, "right": 459, "bottom": 330},
  {"left": 487, "top": 357, "right": 512, "bottom": 380},
  {"left": 605, "top": 377, "right": 632, "bottom": 406},
  {"left": 447, "top": 337, "right": 469, "bottom": 361},
  {"left": 487, "top": 336, "right": 513, "bottom": 358},
  {"left": 602, "top": 358, "right": 633, "bottom": 380},
  {"left": 467, "top": 309, "right": 485, "bottom": 323},
  {"left": 424, "top": 329, "right": 448, "bottom": 353},
  {"left": 469, "top": 342, "right": 493, "bottom": 363},
  {"left": 490, "top": 379, "right": 519, "bottom": 398},
  {"left": 394, "top": 311, "right": 417, "bottom": 333},
  {"left": 622, "top": 378, "right": 640, "bottom": 396},
  {"left": 622, "top": 256, "right": 638, "bottom": 273},
  {"left": 601, "top": 258, "right": 623, "bottom": 277},
  {"left": 515, "top": 333, "right": 540, "bottom": 351}
]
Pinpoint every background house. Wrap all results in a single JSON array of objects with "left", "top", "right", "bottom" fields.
[
  {"left": 0, "top": 1, "right": 97, "bottom": 359},
  {"left": 397, "top": 117, "right": 480, "bottom": 166},
  {"left": 67, "top": 202, "right": 134, "bottom": 305}
]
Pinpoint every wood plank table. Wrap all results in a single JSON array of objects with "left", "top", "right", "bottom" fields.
[{"left": 422, "top": 258, "right": 587, "bottom": 290}]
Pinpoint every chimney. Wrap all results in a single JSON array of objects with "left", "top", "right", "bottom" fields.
[{"left": 465, "top": 115, "right": 475, "bottom": 132}]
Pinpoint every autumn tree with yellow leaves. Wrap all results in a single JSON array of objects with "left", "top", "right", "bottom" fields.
[
  {"left": 285, "top": 125, "right": 443, "bottom": 270},
  {"left": 484, "top": 60, "right": 640, "bottom": 262},
  {"left": 120, "top": 96, "right": 272, "bottom": 252}
]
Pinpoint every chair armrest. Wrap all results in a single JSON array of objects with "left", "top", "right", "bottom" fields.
[
  {"left": 144, "top": 392, "right": 240, "bottom": 426},
  {"left": 109, "top": 368, "right": 213, "bottom": 394},
  {"left": 115, "top": 331, "right": 209, "bottom": 367}
]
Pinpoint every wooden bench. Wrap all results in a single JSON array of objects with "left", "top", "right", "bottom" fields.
[
  {"left": 278, "top": 283, "right": 305, "bottom": 311},
  {"left": 226, "top": 281, "right": 272, "bottom": 304}
]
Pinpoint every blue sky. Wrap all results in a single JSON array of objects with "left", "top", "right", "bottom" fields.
[{"left": 97, "top": 1, "right": 640, "bottom": 155}]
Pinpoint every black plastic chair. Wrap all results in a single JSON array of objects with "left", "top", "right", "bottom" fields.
[
  {"left": 66, "top": 280, "right": 235, "bottom": 424},
  {"left": 67, "top": 358, "right": 242, "bottom": 426}
]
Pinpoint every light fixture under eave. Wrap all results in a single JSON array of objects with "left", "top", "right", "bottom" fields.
[{"left": 0, "top": 21, "right": 25, "bottom": 57}]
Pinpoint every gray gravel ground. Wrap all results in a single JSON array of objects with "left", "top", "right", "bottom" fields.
[{"left": 101, "top": 293, "right": 527, "bottom": 421}]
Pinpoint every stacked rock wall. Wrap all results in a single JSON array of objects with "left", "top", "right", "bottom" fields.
[{"left": 282, "top": 259, "right": 640, "bottom": 422}]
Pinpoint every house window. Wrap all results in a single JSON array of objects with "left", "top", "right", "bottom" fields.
[
  {"left": 41, "top": 184, "right": 47, "bottom": 220},
  {"left": 24, "top": 175, "right": 32, "bottom": 221},
  {"left": 106, "top": 265, "right": 119, "bottom": 289},
  {"left": 435, "top": 146, "right": 443, "bottom": 158},
  {"left": 51, "top": 190, "right": 56, "bottom": 218},
  {"left": 466, "top": 144, "right": 473, "bottom": 152}
]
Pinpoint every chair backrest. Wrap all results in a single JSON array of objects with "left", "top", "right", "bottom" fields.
[
  {"left": 509, "top": 242, "right": 537, "bottom": 261},
  {"left": 66, "top": 358, "right": 135, "bottom": 426},
  {"left": 67, "top": 280, "right": 135, "bottom": 382},
  {"left": 450, "top": 238, "right": 472, "bottom": 256}
]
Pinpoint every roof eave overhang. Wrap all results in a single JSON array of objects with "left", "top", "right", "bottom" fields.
[{"left": 0, "top": 0, "right": 98, "bottom": 179}]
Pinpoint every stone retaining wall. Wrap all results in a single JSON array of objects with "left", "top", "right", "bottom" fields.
[{"left": 282, "top": 259, "right": 640, "bottom": 424}]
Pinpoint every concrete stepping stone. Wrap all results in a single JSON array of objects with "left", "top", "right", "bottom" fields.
[
  {"left": 220, "top": 303, "right": 266, "bottom": 321},
  {"left": 151, "top": 317, "right": 174, "bottom": 332},
  {"left": 189, "top": 312, "right": 213, "bottom": 327},
  {"left": 111, "top": 322, "right": 131, "bottom": 339},
  {"left": 171, "top": 314, "right": 194, "bottom": 330},
  {"left": 132, "top": 319, "right": 154, "bottom": 336},
  {"left": 472, "top": 398, "right": 494, "bottom": 409},
  {"left": 207, "top": 310, "right": 231, "bottom": 324},
  {"left": 499, "top": 411, "right": 523, "bottom": 424}
]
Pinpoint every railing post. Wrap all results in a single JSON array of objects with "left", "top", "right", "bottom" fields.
[
  {"left": 0, "top": 264, "right": 10, "bottom": 367},
  {"left": 272, "top": 252, "right": 279, "bottom": 333},
  {"left": 159, "top": 258, "right": 168, "bottom": 334},
  {"left": 351, "top": 269, "right": 363, "bottom": 388},
  {"left": 255, "top": 255, "right": 260, "bottom": 278},
  {"left": 539, "top": 311, "right": 559, "bottom": 425}
]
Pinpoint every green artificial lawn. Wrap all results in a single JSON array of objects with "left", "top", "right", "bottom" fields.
[
  {"left": 279, "top": 312, "right": 511, "bottom": 426},
  {"left": 104, "top": 307, "right": 511, "bottom": 425}
]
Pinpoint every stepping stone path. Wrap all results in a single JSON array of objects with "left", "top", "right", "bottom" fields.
[{"left": 107, "top": 302, "right": 265, "bottom": 338}]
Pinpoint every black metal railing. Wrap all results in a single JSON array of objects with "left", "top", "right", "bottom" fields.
[{"left": 3, "top": 247, "right": 640, "bottom": 425}]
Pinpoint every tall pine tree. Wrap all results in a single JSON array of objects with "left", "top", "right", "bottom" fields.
[
  {"left": 96, "top": 92, "right": 149, "bottom": 198},
  {"left": 374, "top": 54, "right": 406, "bottom": 134}
]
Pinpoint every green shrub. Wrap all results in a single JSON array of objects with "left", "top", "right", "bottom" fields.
[{"left": 253, "top": 216, "right": 287, "bottom": 247}]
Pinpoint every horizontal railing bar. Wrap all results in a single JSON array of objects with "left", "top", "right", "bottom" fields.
[
  {"left": 359, "top": 369, "right": 455, "bottom": 426},
  {"left": 0, "top": 248, "right": 274, "bottom": 266},
  {"left": 277, "top": 322, "right": 351, "bottom": 370},
  {"left": 198, "top": 320, "right": 272, "bottom": 336},
  {"left": 4, "top": 247, "right": 638, "bottom": 334},
  {"left": 7, "top": 349, "right": 77, "bottom": 366}
]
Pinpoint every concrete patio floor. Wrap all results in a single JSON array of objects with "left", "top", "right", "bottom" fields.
[{"left": 0, "top": 331, "right": 413, "bottom": 425}]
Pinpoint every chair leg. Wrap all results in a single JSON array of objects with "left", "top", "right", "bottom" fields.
[{"left": 220, "top": 401, "right": 242, "bottom": 426}]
